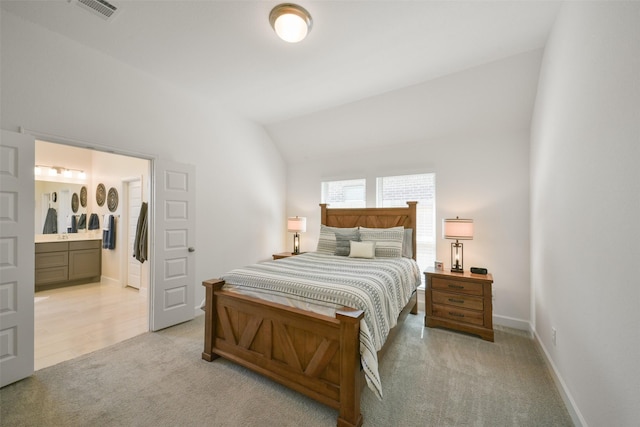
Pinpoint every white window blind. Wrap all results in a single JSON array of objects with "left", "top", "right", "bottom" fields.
[
  {"left": 376, "top": 173, "right": 436, "bottom": 274},
  {"left": 321, "top": 178, "right": 366, "bottom": 208}
]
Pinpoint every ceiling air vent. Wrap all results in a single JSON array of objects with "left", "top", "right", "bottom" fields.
[{"left": 71, "top": 0, "right": 119, "bottom": 21}]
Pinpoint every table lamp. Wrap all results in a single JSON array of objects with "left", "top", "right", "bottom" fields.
[
  {"left": 287, "top": 216, "right": 307, "bottom": 254},
  {"left": 443, "top": 217, "right": 473, "bottom": 273}
]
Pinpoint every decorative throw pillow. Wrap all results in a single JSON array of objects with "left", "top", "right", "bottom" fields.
[
  {"left": 359, "top": 226, "right": 404, "bottom": 258},
  {"left": 334, "top": 228, "right": 360, "bottom": 256},
  {"left": 316, "top": 225, "right": 359, "bottom": 255},
  {"left": 348, "top": 241, "right": 376, "bottom": 259},
  {"left": 316, "top": 226, "right": 337, "bottom": 254}
]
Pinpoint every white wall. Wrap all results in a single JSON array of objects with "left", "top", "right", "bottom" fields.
[
  {"left": 530, "top": 2, "right": 640, "bottom": 425},
  {"left": 1, "top": 11, "right": 287, "bottom": 308},
  {"left": 288, "top": 127, "right": 531, "bottom": 329}
]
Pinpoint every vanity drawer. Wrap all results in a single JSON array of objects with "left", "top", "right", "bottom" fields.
[
  {"left": 70, "top": 240, "right": 102, "bottom": 250},
  {"left": 35, "top": 251, "right": 69, "bottom": 269},
  {"left": 432, "top": 304, "right": 484, "bottom": 326},
  {"left": 432, "top": 290, "right": 483, "bottom": 311},
  {"left": 35, "top": 266, "right": 68, "bottom": 285},
  {"left": 35, "top": 241, "right": 69, "bottom": 253},
  {"left": 431, "top": 277, "right": 483, "bottom": 296}
]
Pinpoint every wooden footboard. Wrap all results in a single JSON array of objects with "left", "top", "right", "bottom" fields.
[
  {"left": 202, "top": 202, "right": 419, "bottom": 426},
  {"left": 202, "top": 279, "right": 365, "bottom": 427}
]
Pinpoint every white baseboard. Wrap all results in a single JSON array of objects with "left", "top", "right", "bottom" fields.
[
  {"left": 417, "top": 286, "right": 426, "bottom": 313},
  {"left": 533, "top": 330, "right": 587, "bottom": 427},
  {"left": 493, "top": 314, "right": 531, "bottom": 333},
  {"left": 194, "top": 306, "right": 205, "bottom": 317},
  {"left": 100, "top": 275, "right": 120, "bottom": 287}
]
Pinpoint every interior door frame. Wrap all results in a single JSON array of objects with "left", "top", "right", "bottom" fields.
[
  {"left": 22, "top": 128, "right": 157, "bottom": 329},
  {"left": 120, "top": 175, "right": 144, "bottom": 291}
]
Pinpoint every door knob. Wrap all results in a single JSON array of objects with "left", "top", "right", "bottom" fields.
[{"left": 188, "top": 247, "right": 195, "bottom": 252}]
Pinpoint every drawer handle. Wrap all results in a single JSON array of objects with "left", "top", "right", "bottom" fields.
[
  {"left": 448, "top": 298, "right": 464, "bottom": 304},
  {"left": 448, "top": 284, "right": 464, "bottom": 289},
  {"left": 449, "top": 312, "right": 465, "bottom": 318}
]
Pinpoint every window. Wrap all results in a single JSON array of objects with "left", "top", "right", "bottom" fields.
[
  {"left": 320, "top": 174, "right": 435, "bottom": 276},
  {"left": 321, "top": 178, "right": 366, "bottom": 208},
  {"left": 377, "top": 173, "right": 436, "bottom": 275}
]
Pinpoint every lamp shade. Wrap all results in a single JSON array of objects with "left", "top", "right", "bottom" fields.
[
  {"left": 269, "top": 3, "right": 313, "bottom": 43},
  {"left": 287, "top": 216, "right": 307, "bottom": 233},
  {"left": 443, "top": 218, "right": 473, "bottom": 240}
]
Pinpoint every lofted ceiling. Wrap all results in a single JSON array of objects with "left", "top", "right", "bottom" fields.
[{"left": 1, "top": 0, "right": 563, "bottom": 161}]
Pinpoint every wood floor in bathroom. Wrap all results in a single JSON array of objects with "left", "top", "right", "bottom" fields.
[{"left": 34, "top": 280, "right": 148, "bottom": 371}]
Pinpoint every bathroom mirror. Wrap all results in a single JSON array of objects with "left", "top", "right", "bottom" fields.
[{"left": 35, "top": 180, "right": 86, "bottom": 235}]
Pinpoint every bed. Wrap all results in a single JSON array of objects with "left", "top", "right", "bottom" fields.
[{"left": 201, "top": 202, "right": 420, "bottom": 427}]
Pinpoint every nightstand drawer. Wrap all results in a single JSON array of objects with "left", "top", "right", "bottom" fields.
[
  {"left": 432, "top": 304, "right": 484, "bottom": 326},
  {"left": 432, "top": 290, "right": 483, "bottom": 311},
  {"left": 432, "top": 277, "right": 483, "bottom": 296}
]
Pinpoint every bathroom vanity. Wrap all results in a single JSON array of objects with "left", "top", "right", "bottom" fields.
[{"left": 35, "top": 235, "right": 102, "bottom": 290}]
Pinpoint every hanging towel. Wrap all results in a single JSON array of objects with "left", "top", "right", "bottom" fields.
[
  {"left": 77, "top": 213, "right": 87, "bottom": 230},
  {"left": 42, "top": 208, "right": 58, "bottom": 234},
  {"left": 88, "top": 213, "right": 100, "bottom": 230},
  {"left": 67, "top": 215, "right": 77, "bottom": 233},
  {"left": 133, "top": 202, "right": 148, "bottom": 263},
  {"left": 102, "top": 215, "right": 116, "bottom": 250}
]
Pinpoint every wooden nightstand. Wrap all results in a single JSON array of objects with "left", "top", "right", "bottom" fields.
[
  {"left": 272, "top": 252, "right": 300, "bottom": 260},
  {"left": 424, "top": 268, "right": 494, "bottom": 341}
]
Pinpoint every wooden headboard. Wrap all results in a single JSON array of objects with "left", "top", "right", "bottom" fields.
[{"left": 320, "top": 201, "right": 418, "bottom": 260}]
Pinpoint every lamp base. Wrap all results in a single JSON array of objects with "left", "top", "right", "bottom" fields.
[
  {"left": 292, "top": 233, "right": 300, "bottom": 254},
  {"left": 450, "top": 241, "right": 464, "bottom": 274}
]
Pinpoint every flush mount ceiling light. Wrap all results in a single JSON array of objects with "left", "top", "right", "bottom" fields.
[{"left": 269, "top": 3, "right": 313, "bottom": 43}]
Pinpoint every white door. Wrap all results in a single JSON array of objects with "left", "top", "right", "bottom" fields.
[
  {"left": 126, "top": 178, "right": 142, "bottom": 289},
  {"left": 58, "top": 189, "right": 70, "bottom": 234},
  {"left": 0, "top": 129, "right": 35, "bottom": 387},
  {"left": 150, "top": 159, "right": 195, "bottom": 331}
]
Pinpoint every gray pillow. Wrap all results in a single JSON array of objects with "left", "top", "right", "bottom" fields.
[
  {"left": 317, "top": 225, "right": 359, "bottom": 255},
  {"left": 403, "top": 228, "right": 413, "bottom": 258},
  {"left": 334, "top": 228, "right": 360, "bottom": 256},
  {"left": 316, "top": 226, "right": 337, "bottom": 254}
]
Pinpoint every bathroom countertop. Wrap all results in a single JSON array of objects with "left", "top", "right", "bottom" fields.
[{"left": 35, "top": 233, "right": 102, "bottom": 244}]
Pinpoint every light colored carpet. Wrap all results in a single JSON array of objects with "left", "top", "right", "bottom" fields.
[{"left": 0, "top": 313, "right": 573, "bottom": 426}]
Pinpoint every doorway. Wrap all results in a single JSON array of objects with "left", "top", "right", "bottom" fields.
[
  {"left": 34, "top": 140, "right": 151, "bottom": 370},
  {"left": 2, "top": 128, "right": 197, "bottom": 386}
]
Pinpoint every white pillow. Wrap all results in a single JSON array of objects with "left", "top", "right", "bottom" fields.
[{"left": 348, "top": 241, "right": 376, "bottom": 259}]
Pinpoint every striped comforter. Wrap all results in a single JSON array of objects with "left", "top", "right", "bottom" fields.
[{"left": 221, "top": 252, "right": 421, "bottom": 399}]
